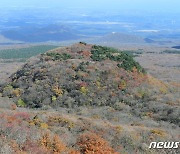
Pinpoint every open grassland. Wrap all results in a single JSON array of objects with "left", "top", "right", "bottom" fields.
[{"left": 135, "top": 52, "right": 180, "bottom": 83}]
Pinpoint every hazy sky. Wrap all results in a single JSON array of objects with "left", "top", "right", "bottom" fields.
[{"left": 1, "top": 0, "right": 180, "bottom": 13}]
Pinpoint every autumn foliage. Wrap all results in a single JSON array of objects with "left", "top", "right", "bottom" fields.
[
  {"left": 39, "top": 133, "right": 66, "bottom": 153},
  {"left": 77, "top": 133, "right": 118, "bottom": 154}
]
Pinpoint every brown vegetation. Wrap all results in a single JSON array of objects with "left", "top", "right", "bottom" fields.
[{"left": 0, "top": 43, "right": 179, "bottom": 153}]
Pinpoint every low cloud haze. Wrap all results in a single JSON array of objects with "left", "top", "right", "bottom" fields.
[
  {"left": 0, "top": 0, "right": 180, "bottom": 43},
  {"left": 1, "top": 0, "right": 180, "bottom": 13}
]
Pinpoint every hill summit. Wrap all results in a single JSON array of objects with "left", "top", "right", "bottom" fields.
[
  {"left": 1, "top": 42, "right": 148, "bottom": 109},
  {"left": 1, "top": 42, "right": 177, "bottom": 126}
]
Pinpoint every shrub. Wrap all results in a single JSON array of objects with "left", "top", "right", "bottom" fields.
[
  {"left": 51, "top": 96, "right": 57, "bottom": 102},
  {"left": 2, "top": 85, "right": 14, "bottom": 97},
  {"left": 118, "top": 135, "right": 136, "bottom": 152},
  {"left": 40, "top": 123, "right": 49, "bottom": 129},
  {"left": 52, "top": 85, "right": 63, "bottom": 96},
  {"left": 90, "top": 45, "right": 145, "bottom": 73},
  {"left": 80, "top": 86, "right": 88, "bottom": 95},
  {"left": 77, "top": 133, "right": 118, "bottom": 154},
  {"left": 150, "top": 129, "right": 167, "bottom": 137},
  {"left": 46, "top": 52, "right": 71, "bottom": 60},
  {"left": 12, "top": 88, "right": 22, "bottom": 97},
  {"left": 39, "top": 133, "right": 66, "bottom": 153},
  {"left": 17, "top": 99, "right": 26, "bottom": 107},
  {"left": 118, "top": 80, "right": 127, "bottom": 90},
  {"left": 75, "top": 62, "right": 89, "bottom": 72},
  {"left": 47, "top": 116, "right": 75, "bottom": 130}
]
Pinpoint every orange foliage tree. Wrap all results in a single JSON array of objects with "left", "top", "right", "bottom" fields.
[{"left": 77, "top": 133, "right": 119, "bottom": 154}]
